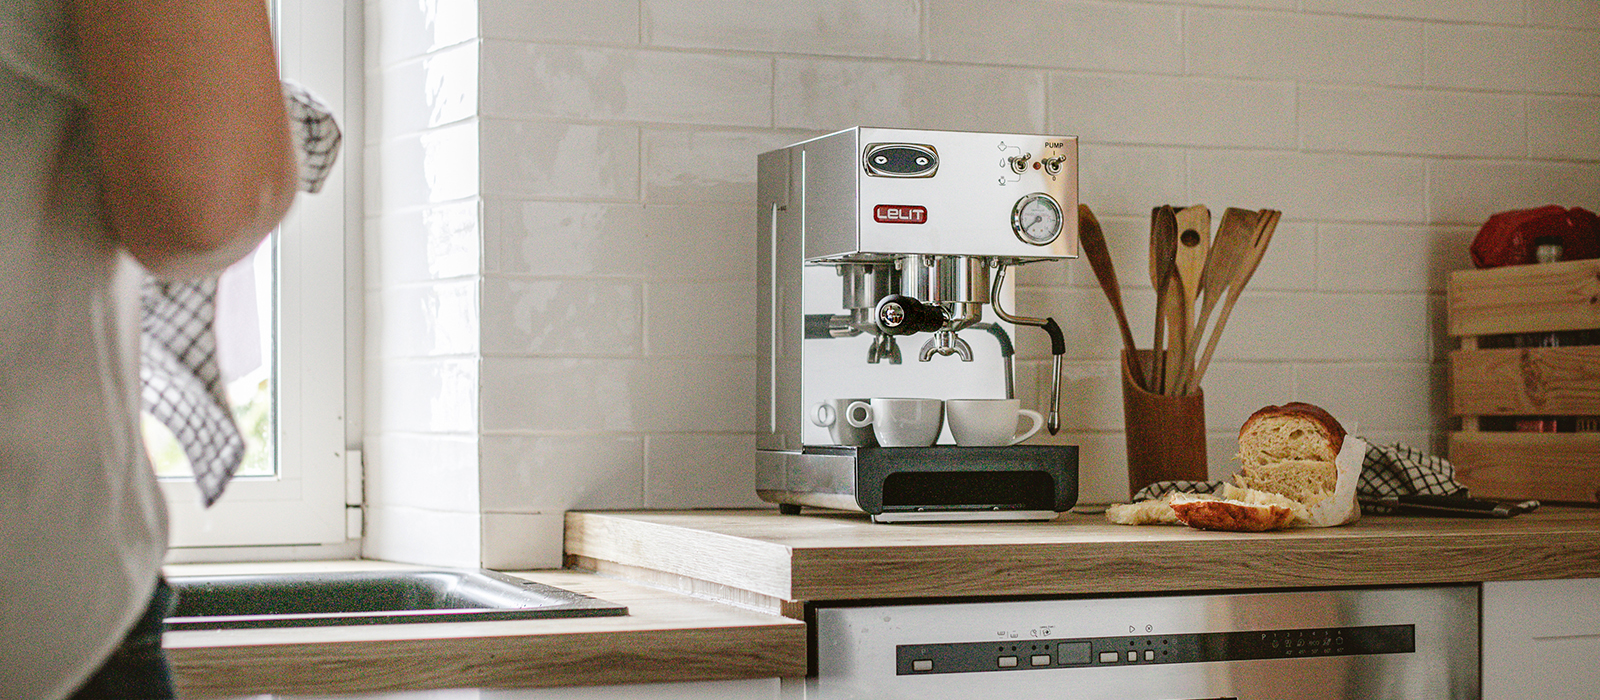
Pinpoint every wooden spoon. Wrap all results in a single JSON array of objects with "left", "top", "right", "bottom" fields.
[
  {"left": 1188, "top": 209, "right": 1280, "bottom": 392},
  {"left": 1148, "top": 206, "right": 1178, "bottom": 392},
  {"left": 1182, "top": 208, "right": 1259, "bottom": 388},
  {"left": 1169, "top": 205, "right": 1210, "bottom": 394},
  {"left": 1077, "top": 205, "right": 1142, "bottom": 386}
]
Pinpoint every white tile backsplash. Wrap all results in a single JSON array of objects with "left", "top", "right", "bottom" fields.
[
  {"left": 481, "top": 277, "right": 643, "bottom": 356},
  {"left": 1529, "top": 97, "right": 1600, "bottom": 161},
  {"left": 773, "top": 58, "right": 1047, "bottom": 133},
  {"left": 1186, "top": 9, "right": 1424, "bottom": 86},
  {"left": 644, "top": 0, "right": 921, "bottom": 58},
  {"left": 1527, "top": 0, "right": 1600, "bottom": 30},
  {"left": 370, "top": 200, "right": 482, "bottom": 286},
  {"left": 927, "top": 0, "right": 1183, "bottom": 73},
  {"left": 644, "top": 433, "right": 763, "bottom": 509},
  {"left": 365, "top": 0, "right": 1600, "bottom": 567},
  {"left": 366, "top": 434, "right": 480, "bottom": 512},
  {"left": 1299, "top": 0, "right": 1518, "bottom": 24},
  {"left": 1298, "top": 85, "right": 1524, "bottom": 158},
  {"left": 1429, "top": 159, "right": 1600, "bottom": 225},
  {"left": 1047, "top": 73, "right": 1297, "bottom": 149},
  {"left": 480, "top": 0, "right": 640, "bottom": 45},
  {"left": 369, "top": 0, "right": 478, "bottom": 68},
  {"left": 1189, "top": 150, "right": 1430, "bottom": 222},
  {"left": 479, "top": 434, "right": 646, "bottom": 512},
  {"left": 373, "top": 44, "right": 479, "bottom": 139},
  {"left": 480, "top": 43, "right": 772, "bottom": 127},
  {"left": 479, "top": 120, "right": 640, "bottom": 199},
  {"left": 1425, "top": 24, "right": 1600, "bottom": 96}
]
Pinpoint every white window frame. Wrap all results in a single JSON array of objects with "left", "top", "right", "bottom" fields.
[{"left": 162, "top": 0, "right": 361, "bottom": 558}]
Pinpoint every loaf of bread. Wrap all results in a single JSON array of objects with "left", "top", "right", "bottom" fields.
[{"left": 1233, "top": 402, "right": 1345, "bottom": 507}]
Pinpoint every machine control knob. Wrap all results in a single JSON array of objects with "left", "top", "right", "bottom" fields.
[
  {"left": 1040, "top": 155, "right": 1066, "bottom": 176},
  {"left": 1006, "top": 153, "right": 1032, "bottom": 174},
  {"left": 875, "top": 294, "right": 945, "bottom": 336}
]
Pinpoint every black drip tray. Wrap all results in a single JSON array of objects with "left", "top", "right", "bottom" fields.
[{"left": 166, "top": 568, "right": 628, "bottom": 630}]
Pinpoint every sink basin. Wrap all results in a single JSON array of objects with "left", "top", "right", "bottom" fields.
[{"left": 165, "top": 568, "right": 627, "bottom": 630}]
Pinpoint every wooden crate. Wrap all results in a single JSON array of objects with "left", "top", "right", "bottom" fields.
[{"left": 1448, "top": 258, "right": 1600, "bottom": 504}]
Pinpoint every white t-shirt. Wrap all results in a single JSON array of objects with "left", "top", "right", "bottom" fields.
[{"left": 0, "top": 2, "right": 169, "bottom": 698}]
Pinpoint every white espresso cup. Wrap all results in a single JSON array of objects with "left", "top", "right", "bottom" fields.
[
  {"left": 945, "top": 398, "right": 1044, "bottom": 447},
  {"left": 810, "top": 398, "right": 877, "bottom": 447},
  {"left": 845, "top": 398, "right": 944, "bottom": 447}
]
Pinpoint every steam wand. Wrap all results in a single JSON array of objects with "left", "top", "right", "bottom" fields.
[{"left": 990, "top": 264, "right": 1066, "bottom": 435}]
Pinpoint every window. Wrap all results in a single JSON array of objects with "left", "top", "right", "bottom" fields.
[{"left": 157, "top": 0, "right": 359, "bottom": 558}]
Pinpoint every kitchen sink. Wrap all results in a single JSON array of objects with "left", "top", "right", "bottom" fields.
[{"left": 165, "top": 568, "right": 628, "bottom": 630}]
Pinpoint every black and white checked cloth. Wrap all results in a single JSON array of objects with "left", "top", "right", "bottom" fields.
[
  {"left": 140, "top": 81, "right": 340, "bottom": 507},
  {"left": 1130, "top": 440, "right": 1468, "bottom": 515},
  {"left": 282, "top": 80, "right": 341, "bottom": 193}
]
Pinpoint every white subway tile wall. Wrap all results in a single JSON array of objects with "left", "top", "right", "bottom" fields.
[{"left": 366, "top": 0, "right": 1600, "bottom": 566}]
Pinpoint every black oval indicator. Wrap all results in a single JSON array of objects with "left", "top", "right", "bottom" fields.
[{"left": 864, "top": 143, "right": 938, "bottom": 178}]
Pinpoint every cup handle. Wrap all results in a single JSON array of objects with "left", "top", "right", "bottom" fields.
[
  {"left": 845, "top": 401, "right": 873, "bottom": 428},
  {"left": 1011, "top": 409, "right": 1044, "bottom": 445},
  {"left": 810, "top": 403, "right": 835, "bottom": 428}
]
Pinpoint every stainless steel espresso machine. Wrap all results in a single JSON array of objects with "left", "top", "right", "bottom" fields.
[{"left": 757, "top": 127, "right": 1080, "bottom": 522}]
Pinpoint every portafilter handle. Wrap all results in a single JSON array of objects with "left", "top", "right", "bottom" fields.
[{"left": 875, "top": 294, "right": 945, "bottom": 336}]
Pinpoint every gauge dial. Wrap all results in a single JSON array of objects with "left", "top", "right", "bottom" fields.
[{"left": 1011, "top": 193, "right": 1063, "bottom": 246}]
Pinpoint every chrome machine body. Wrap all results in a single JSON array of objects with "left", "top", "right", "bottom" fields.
[{"left": 756, "top": 127, "right": 1080, "bottom": 522}]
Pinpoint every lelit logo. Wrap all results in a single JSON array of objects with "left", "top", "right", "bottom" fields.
[{"left": 873, "top": 205, "right": 927, "bottom": 224}]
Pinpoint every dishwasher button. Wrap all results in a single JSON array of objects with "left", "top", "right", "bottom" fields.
[
  {"left": 1098, "top": 651, "right": 1119, "bottom": 664},
  {"left": 1127, "top": 651, "right": 1138, "bottom": 662},
  {"left": 912, "top": 660, "right": 933, "bottom": 672},
  {"left": 1144, "top": 650, "right": 1155, "bottom": 661},
  {"left": 998, "top": 656, "right": 1018, "bottom": 668},
  {"left": 1031, "top": 654, "right": 1051, "bottom": 666}
]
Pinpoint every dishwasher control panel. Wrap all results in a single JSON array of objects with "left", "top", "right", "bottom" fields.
[
  {"left": 809, "top": 586, "right": 1477, "bottom": 699},
  {"left": 896, "top": 624, "right": 1415, "bottom": 675}
]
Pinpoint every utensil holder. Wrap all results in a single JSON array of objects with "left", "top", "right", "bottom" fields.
[{"left": 1121, "top": 349, "right": 1207, "bottom": 498}]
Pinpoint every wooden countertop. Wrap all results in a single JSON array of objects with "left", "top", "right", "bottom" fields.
[
  {"left": 162, "top": 561, "right": 805, "bottom": 698},
  {"left": 566, "top": 507, "right": 1600, "bottom": 611}
]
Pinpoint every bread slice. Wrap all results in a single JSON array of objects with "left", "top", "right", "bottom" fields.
[
  {"left": 1233, "top": 459, "right": 1337, "bottom": 506},
  {"left": 1236, "top": 402, "right": 1345, "bottom": 467}
]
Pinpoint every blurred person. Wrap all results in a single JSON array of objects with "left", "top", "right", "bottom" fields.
[{"left": 0, "top": 0, "right": 296, "bottom": 697}]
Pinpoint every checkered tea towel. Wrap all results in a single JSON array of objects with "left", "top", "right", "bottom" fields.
[
  {"left": 140, "top": 81, "right": 340, "bottom": 507},
  {"left": 1129, "top": 440, "right": 1468, "bottom": 515}
]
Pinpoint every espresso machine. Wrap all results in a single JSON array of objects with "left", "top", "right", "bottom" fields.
[{"left": 757, "top": 127, "right": 1079, "bottom": 522}]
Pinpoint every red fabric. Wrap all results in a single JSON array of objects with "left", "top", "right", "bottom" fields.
[{"left": 1470, "top": 205, "right": 1600, "bottom": 268}]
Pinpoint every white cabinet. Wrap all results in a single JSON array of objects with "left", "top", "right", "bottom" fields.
[{"left": 1482, "top": 578, "right": 1600, "bottom": 700}]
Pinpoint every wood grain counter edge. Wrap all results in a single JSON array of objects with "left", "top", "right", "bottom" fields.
[
  {"left": 162, "top": 565, "right": 806, "bottom": 698},
  {"left": 566, "top": 508, "right": 1600, "bottom": 605}
]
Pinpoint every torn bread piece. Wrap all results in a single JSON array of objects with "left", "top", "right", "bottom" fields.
[{"left": 1170, "top": 491, "right": 1295, "bottom": 532}]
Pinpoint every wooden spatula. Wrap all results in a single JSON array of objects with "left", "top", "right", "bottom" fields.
[
  {"left": 1169, "top": 205, "right": 1210, "bottom": 394},
  {"left": 1187, "top": 209, "right": 1280, "bottom": 393},
  {"left": 1148, "top": 206, "right": 1178, "bottom": 392}
]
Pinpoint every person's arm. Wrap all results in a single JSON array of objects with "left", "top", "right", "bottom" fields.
[{"left": 67, "top": 0, "right": 297, "bottom": 279}]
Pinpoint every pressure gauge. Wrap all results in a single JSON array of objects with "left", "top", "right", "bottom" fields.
[{"left": 1011, "top": 192, "right": 1063, "bottom": 246}]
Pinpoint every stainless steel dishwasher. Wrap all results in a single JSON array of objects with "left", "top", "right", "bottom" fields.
[{"left": 803, "top": 585, "right": 1478, "bottom": 699}]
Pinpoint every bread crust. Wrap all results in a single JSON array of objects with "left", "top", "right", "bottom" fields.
[
  {"left": 1237, "top": 401, "right": 1346, "bottom": 455},
  {"left": 1170, "top": 496, "right": 1295, "bottom": 532}
]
